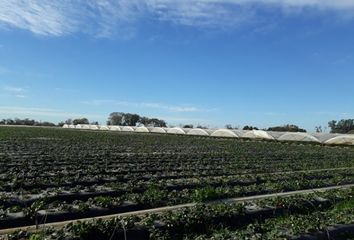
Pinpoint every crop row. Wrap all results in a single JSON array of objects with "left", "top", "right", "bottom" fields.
[
  {"left": 1, "top": 170, "right": 354, "bottom": 229},
  {"left": 4, "top": 187, "right": 354, "bottom": 240}
]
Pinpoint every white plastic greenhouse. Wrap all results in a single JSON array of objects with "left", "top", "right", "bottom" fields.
[
  {"left": 278, "top": 132, "right": 320, "bottom": 143},
  {"left": 61, "top": 124, "right": 354, "bottom": 146},
  {"left": 312, "top": 133, "right": 340, "bottom": 143},
  {"left": 149, "top": 127, "right": 167, "bottom": 134},
  {"left": 211, "top": 129, "right": 238, "bottom": 138},
  {"left": 109, "top": 126, "right": 121, "bottom": 131},
  {"left": 325, "top": 135, "right": 354, "bottom": 145},
  {"left": 205, "top": 129, "right": 216, "bottom": 135},
  {"left": 99, "top": 125, "right": 109, "bottom": 131},
  {"left": 121, "top": 126, "right": 135, "bottom": 132},
  {"left": 81, "top": 124, "right": 90, "bottom": 129},
  {"left": 242, "top": 130, "right": 274, "bottom": 140},
  {"left": 167, "top": 127, "right": 186, "bottom": 135},
  {"left": 187, "top": 128, "right": 209, "bottom": 136},
  {"left": 267, "top": 131, "right": 285, "bottom": 139},
  {"left": 182, "top": 128, "right": 192, "bottom": 134},
  {"left": 89, "top": 125, "right": 99, "bottom": 130},
  {"left": 135, "top": 126, "right": 149, "bottom": 133}
]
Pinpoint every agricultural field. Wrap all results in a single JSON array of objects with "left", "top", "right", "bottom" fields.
[{"left": 1, "top": 126, "right": 354, "bottom": 239}]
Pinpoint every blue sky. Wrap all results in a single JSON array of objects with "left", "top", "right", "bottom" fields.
[{"left": 0, "top": 0, "right": 354, "bottom": 131}]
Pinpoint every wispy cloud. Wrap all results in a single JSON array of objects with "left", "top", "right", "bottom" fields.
[
  {"left": 80, "top": 99, "right": 206, "bottom": 113},
  {"left": 54, "top": 87, "right": 78, "bottom": 93},
  {"left": 0, "top": 106, "right": 104, "bottom": 119},
  {"left": 1, "top": 0, "right": 354, "bottom": 37},
  {"left": 311, "top": 111, "right": 352, "bottom": 117},
  {"left": 158, "top": 116, "right": 212, "bottom": 125},
  {"left": 3, "top": 86, "right": 28, "bottom": 98}
]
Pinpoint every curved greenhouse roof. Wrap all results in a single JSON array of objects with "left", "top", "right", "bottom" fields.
[
  {"left": 167, "top": 127, "right": 186, "bottom": 135},
  {"left": 325, "top": 135, "right": 354, "bottom": 145},
  {"left": 211, "top": 129, "right": 238, "bottom": 138},
  {"left": 187, "top": 129, "right": 209, "bottom": 136},
  {"left": 205, "top": 129, "right": 216, "bottom": 135},
  {"left": 121, "top": 126, "right": 135, "bottom": 132},
  {"left": 81, "top": 124, "right": 90, "bottom": 129},
  {"left": 233, "top": 130, "right": 246, "bottom": 137},
  {"left": 182, "top": 128, "right": 192, "bottom": 134},
  {"left": 68, "top": 125, "right": 76, "bottom": 129},
  {"left": 108, "top": 126, "right": 121, "bottom": 131},
  {"left": 278, "top": 132, "right": 320, "bottom": 143},
  {"left": 89, "top": 125, "right": 99, "bottom": 130},
  {"left": 135, "top": 126, "right": 149, "bottom": 133},
  {"left": 62, "top": 124, "right": 69, "bottom": 128},
  {"left": 267, "top": 131, "right": 285, "bottom": 139},
  {"left": 312, "top": 133, "right": 340, "bottom": 143},
  {"left": 242, "top": 130, "right": 274, "bottom": 140},
  {"left": 75, "top": 124, "right": 83, "bottom": 129},
  {"left": 149, "top": 127, "right": 166, "bottom": 134},
  {"left": 99, "top": 125, "right": 109, "bottom": 131}
]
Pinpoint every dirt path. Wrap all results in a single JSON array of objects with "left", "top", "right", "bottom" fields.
[{"left": 1, "top": 183, "right": 354, "bottom": 236}]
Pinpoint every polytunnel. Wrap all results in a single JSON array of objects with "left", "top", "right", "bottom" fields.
[
  {"left": 187, "top": 128, "right": 209, "bottom": 136},
  {"left": 89, "top": 125, "right": 99, "bottom": 130},
  {"left": 121, "top": 126, "right": 135, "bottom": 132},
  {"left": 109, "top": 126, "right": 121, "bottom": 131},
  {"left": 182, "top": 128, "right": 192, "bottom": 134},
  {"left": 211, "top": 129, "right": 238, "bottom": 138},
  {"left": 233, "top": 130, "right": 247, "bottom": 137},
  {"left": 267, "top": 131, "right": 285, "bottom": 140},
  {"left": 312, "top": 133, "right": 340, "bottom": 143},
  {"left": 99, "top": 125, "right": 109, "bottom": 130},
  {"left": 68, "top": 125, "right": 76, "bottom": 129},
  {"left": 167, "top": 127, "right": 186, "bottom": 135},
  {"left": 81, "top": 124, "right": 90, "bottom": 129},
  {"left": 325, "top": 135, "right": 354, "bottom": 145},
  {"left": 205, "top": 129, "right": 215, "bottom": 135},
  {"left": 149, "top": 127, "right": 166, "bottom": 134},
  {"left": 278, "top": 132, "right": 320, "bottom": 143},
  {"left": 135, "top": 126, "right": 149, "bottom": 133},
  {"left": 62, "top": 124, "right": 69, "bottom": 128},
  {"left": 75, "top": 124, "right": 82, "bottom": 129},
  {"left": 242, "top": 130, "right": 274, "bottom": 140}
]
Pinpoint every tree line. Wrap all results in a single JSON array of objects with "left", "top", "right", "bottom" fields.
[
  {"left": 0, "top": 118, "right": 56, "bottom": 127},
  {"left": 224, "top": 124, "right": 306, "bottom": 132},
  {"left": 107, "top": 112, "right": 167, "bottom": 127}
]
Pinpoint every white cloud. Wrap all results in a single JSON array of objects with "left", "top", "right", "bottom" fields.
[
  {"left": 4, "top": 86, "right": 25, "bottom": 93},
  {"left": 0, "top": 106, "right": 104, "bottom": 119},
  {"left": 0, "top": 0, "right": 79, "bottom": 36},
  {"left": 0, "top": 0, "right": 353, "bottom": 37},
  {"left": 158, "top": 116, "right": 211, "bottom": 125},
  {"left": 80, "top": 99, "right": 205, "bottom": 112},
  {"left": 3, "top": 86, "right": 28, "bottom": 98},
  {"left": 54, "top": 87, "right": 79, "bottom": 93},
  {"left": 311, "top": 111, "right": 353, "bottom": 117}
]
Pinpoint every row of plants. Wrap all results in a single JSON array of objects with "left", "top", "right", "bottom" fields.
[
  {"left": 2, "top": 170, "right": 354, "bottom": 229},
  {"left": 193, "top": 198, "right": 354, "bottom": 239},
  {"left": 5, "top": 187, "right": 354, "bottom": 240},
  {"left": 2, "top": 166, "right": 353, "bottom": 198}
]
